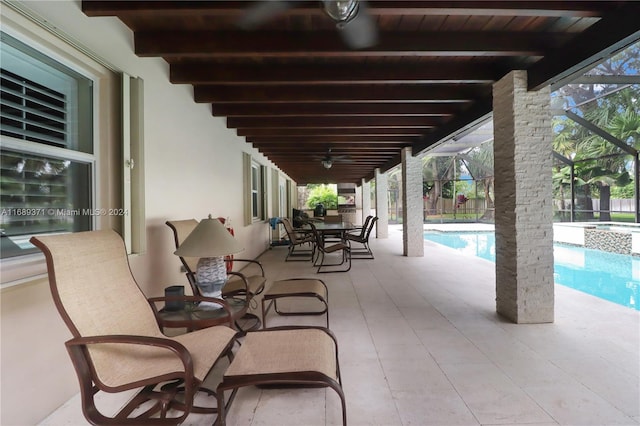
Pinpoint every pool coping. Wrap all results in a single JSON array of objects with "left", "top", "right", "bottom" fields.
[{"left": 423, "top": 222, "right": 640, "bottom": 256}]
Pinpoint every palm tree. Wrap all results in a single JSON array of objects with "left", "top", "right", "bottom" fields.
[
  {"left": 422, "top": 155, "right": 453, "bottom": 216},
  {"left": 553, "top": 41, "right": 639, "bottom": 221},
  {"left": 463, "top": 141, "right": 494, "bottom": 221},
  {"left": 578, "top": 92, "right": 639, "bottom": 220},
  {"left": 555, "top": 80, "right": 639, "bottom": 221},
  {"left": 552, "top": 116, "right": 579, "bottom": 218}
]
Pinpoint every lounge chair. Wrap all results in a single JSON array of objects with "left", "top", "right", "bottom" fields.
[
  {"left": 166, "top": 219, "right": 266, "bottom": 331},
  {"left": 166, "top": 219, "right": 266, "bottom": 298},
  {"left": 30, "top": 230, "right": 237, "bottom": 424},
  {"left": 31, "top": 230, "right": 347, "bottom": 426}
]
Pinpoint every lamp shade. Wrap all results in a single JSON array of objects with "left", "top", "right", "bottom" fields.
[{"left": 174, "top": 216, "right": 244, "bottom": 257}]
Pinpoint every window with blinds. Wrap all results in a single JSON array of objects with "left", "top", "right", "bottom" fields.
[
  {"left": 0, "top": 32, "right": 94, "bottom": 259},
  {"left": 1, "top": 69, "right": 67, "bottom": 147}
]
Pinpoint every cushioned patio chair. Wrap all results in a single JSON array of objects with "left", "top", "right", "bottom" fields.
[
  {"left": 30, "top": 230, "right": 237, "bottom": 425},
  {"left": 309, "top": 222, "right": 351, "bottom": 273},
  {"left": 166, "top": 219, "right": 266, "bottom": 299},
  {"left": 345, "top": 216, "right": 378, "bottom": 259},
  {"left": 347, "top": 215, "right": 372, "bottom": 237},
  {"left": 216, "top": 326, "right": 346, "bottom": 426},
  {"left": 166, "top": 219, "right": 266, "bottom": 332},
  {"left": 280, "top": 217, "right": 316, "bottom": 261}
]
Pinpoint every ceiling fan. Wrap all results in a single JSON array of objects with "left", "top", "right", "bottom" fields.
[
  {"left": 238, "top": 0, "right": 378, "bottom": 49},
  {"left": 313, "top": 148, "right": 353, "bottom": 169}
]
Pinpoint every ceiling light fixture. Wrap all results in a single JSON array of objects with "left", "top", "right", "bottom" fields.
[
  {"left": 322, "top": 159, "right": 333, "bottom": 169},
  {"left": 322, "top": 0, "right": 359, "bottom": 23}
]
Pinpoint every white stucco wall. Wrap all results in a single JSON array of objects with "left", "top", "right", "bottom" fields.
[{"left": 0, "top": 2, "right": 285, "bottom": 424}]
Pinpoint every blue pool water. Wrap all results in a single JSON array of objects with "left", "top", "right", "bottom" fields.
[{"left": 424, "top": 231, "right": 639, "bottom": 311}]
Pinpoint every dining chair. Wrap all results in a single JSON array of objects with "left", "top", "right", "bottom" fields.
[
  {"left": 309, "top": 222, "right": 351, "bottom": 273},
  {"left": 345, "top": 216, "right": 378, "bottom": 259},
  {"left": 280, "top": 217, "right": 316, "bottom": 261}
]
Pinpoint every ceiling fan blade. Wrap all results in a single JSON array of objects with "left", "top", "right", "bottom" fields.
[
  {"left": 336, "top": 1, "right": 378, "bottom": 49},
  {"left": 237, "top": 0, "right": 294, "bottom": 30}
]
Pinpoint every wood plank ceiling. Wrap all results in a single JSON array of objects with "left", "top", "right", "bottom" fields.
[{"left": 82, "top": 1, "right": 640, "bottom": 184}]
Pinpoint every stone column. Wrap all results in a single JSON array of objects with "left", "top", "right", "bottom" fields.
[
  {"left": 401, "top": 147, "right": 424, "bottom": 257},
  {"left": 375, "top": 168, "right": 389, "bottom": 239},
  {"left": 493, "top": 70, "right": 554, "bottom": 323},
  {"left": 361, "top": 178, "right": 371, "bottom": 223}
]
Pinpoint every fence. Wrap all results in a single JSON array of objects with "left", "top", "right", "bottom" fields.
[{"left": 388, "top": 198, "right": 490, "bottom": 223}]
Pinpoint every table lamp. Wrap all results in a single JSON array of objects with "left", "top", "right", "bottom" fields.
[{"left": 174, "top": 215, "right": 244, "bottom": 309}]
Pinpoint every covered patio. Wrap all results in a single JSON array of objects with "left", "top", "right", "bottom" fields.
[
  {"left": 2, "top": 2, "right": 639, "bottom": 424},
  {"left": 42, "top": 225, "right": 640, "bottom": 426}
]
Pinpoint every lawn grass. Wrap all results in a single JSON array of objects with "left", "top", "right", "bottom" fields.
[{"left": 595, "top": 212, "right": 637, "bottom": 222}]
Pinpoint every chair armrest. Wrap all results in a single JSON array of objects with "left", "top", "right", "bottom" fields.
[
  {"left": 225, "top": 271, "right": 250, "bottom": 297},
  {"left": 224, "top": 258, "right": 265, "bottom": 277},
  {"left": 65, "top": 334, "right": 196, "bottom": 395}
]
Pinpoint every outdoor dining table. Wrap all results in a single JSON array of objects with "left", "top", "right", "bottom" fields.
[{"left": 307, "top": 221, "right": 356, "bottom": 241}]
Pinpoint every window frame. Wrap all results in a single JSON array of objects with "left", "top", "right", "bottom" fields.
[
  {"left": 251, "top": 161, "right": 261, "bottom": 220},
  {"left": 0, "top": 23, "right": 102, "bottom": 285},
  {"left": 243, "top": 152, "right": 268, "bottom": 225}
]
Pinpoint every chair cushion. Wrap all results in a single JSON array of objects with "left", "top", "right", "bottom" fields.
[
  {"left": 223, "top": 274, "right": 266, "bottom": 296},
  {"left": 93, "top": 325, "right": 236, "bottom": 388},
  {"left": 224, "top": 328, "right": 337, "bottom": 381}
]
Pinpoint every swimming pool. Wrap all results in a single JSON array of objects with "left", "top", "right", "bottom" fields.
[{"left": 424, "top": 231, "right": 639, "bottom": 311}]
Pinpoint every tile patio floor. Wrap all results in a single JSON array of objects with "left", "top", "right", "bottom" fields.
[{"left": 41, "top": 225, "right": 640, "bottom": 426}]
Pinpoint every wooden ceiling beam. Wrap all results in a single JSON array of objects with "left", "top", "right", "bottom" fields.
[
  {"left": 283, "top": 166, "right": 382, "bottom": 171},
  {"left": 259, "top": 152, "right": 402, "bottom": 158},
  {"left": 212, "top": 102, "right": 461, "bottom": 117},
  {"left": 287, "top": 169, "right": 379, "bottom": 175},
  {"left": 171, "top": 63, "right": 500, "bottom": 85},
  {"left": 82, "top": 1, "right": 611, "bottom": 18},
  {"left": 195, "top": 85, "right": 488, "bottom": 103},
  {"left": 236, "top": 128, "right": 428, "bottom": 137},
  {"left": 227, "top": 116, "right": 442, "bottom": 128},
  {"left": 212, "top": 102, "right": 462, "bottom": 117},
  {"left": 253, "top": 143, "right": 405, "bottom": 155},
  {"left": 272, "top": 153, "right": 390, "bottom": 159},
  {"left": 136, "top": 31, "right": 567, "bottom": 58},
  {"left": 247, "top": 136, "right": 417, "bottom": 148}
]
